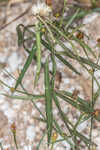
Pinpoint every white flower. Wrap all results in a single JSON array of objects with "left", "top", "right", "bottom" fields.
[{"left": 31, "top": 1, "right": 52, "bottom": 17}]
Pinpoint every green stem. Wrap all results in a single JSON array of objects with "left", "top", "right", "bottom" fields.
[
  {"left": 34, "top": 22, "right": 41, "bottom": 86},
  {"left": 89, "top": 68, "right": 94, "bottom": 149},
  {"left": 50, "top": 143, "right": 54, "bottom": 150},
  {"left": 13, "top": 133, "right": 18, "bottom": 150},
  {"left": 59, "top": 0, "right": 67, "bottom": 27}
]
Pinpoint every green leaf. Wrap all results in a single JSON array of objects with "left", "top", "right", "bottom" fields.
[
  {"left": 55, "top": 91, "right": 93, "bottom": 113},
  {"left": 78, "top": 56, "right": 100, "bottom": 70},
  {"left": 50, "top": 53, "right": 56, "bottom": 92},
  {"left": 93, "top": 88, "right": 100, "bottom": 102},
  {"left": 53, "top": 93, "right": 95, "bottom": 146},
  {"left": 15, "top": 44, "right": 36, "bottom": 90},
  {"left": 16, "top": 24, "right": 24, "bottom": 46},
  {"left": 44, "top": 58, "right": 53, "bottom": 145},
  {"left": 36, "top": 131, "right": 46, "bottom": 150},
  {"left": 72, "top": 36, "right": 96, "bottom": 58},
  {"left": 53, "top": 93, "right": 72, "bottom": 133},
  {"left": 65, "top": 8, "right": 80, "bottom": 29},
  {"left": 41, "top": 39, "right": 80, "bottom": 75},
  {"left": 34, "top": 23, "right": 41, "bottom": 86},
  {"left": 80, "top": 114, "right": 91, "bottom": 124},
  {"left": 13, "top": 132, "right": 18, "bottom": 150},
  {"left": 3, "top": 93, "right": 44, "bottom": 101},
  {"left": 57, "top": 90, "right": 93, "bottom": 112},
  {"left": 53, "top": 119, "right": 74, "bottom": 149},
  {"left": 58, "top": 49, "right": 100, "bottom": 71},
  {"left": 56, "top": 54, "right": 80, "bottom": 75}
]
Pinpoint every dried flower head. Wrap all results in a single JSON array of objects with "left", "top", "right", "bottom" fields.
[
  {"left": 11, "top": 122, "right": 16, "bottom": 133},
  {"left": 76, "top": 32, "right": 84, "bottom": 40},
  {"left": 94, "top": 109, "right": 100, "bottom": 117},
  {"left": 96, "top": 38, "right": 100, "bottom": 47},
  {"left": 31, "top": 1, "right": 52, "bottom": 17},
  {"left": 45, "top": 0, "right": 52, "bottom": 7},
  {"left": 72, "top": 89, "right": 80, "bottom": 100},
  {"left": 97, "top": 38, "right": 100, "bottom": 43}
]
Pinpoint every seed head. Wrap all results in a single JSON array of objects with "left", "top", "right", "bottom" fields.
[
  {"left": 31, "top": 1, "right": 52, "bottom": 17},
  {"left": 11, "top": 122, "right": 16, "bottom": 134}
]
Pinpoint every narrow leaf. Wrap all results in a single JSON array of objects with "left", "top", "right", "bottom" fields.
[
  {"left": 65, "top": 8, "right": 80, "bottom": 29},
  {"left": 56, "top": 91, "right": 93, "bottom": 113},
  {"left": 73, "top": 36, "right": 96, "bottom": 58},
  {"left": 34, "top": 23, "right": 41, "bottom": 86},
  {"left": 58, "top": 49, "right": 100, "bottom": 71},
  {"left": 3, "top": 93, "right": 44, "bottom": 101},
  {"left": 36, "top": 131, "right": 46, "bottom": 150},
  {"left": 16, "top": 24, "right": 24, "bottom": 46},
  {"left": 53, "top": 93, "right": 95, "bottom": 145},
  {"left": 44, "top": 58, "right": 53, "bottom": 145},
  {"left": 56, "top": 54, "right": 80, "bottom": 75},
  {"left": 15, "top": 44, "right": 36, "bottom": 89},
  {"left": 41, "top": 40, "right": 80, "bottom": 75},
  {"left": 57, "top": 90, "right": 93, "bottom": 111}
]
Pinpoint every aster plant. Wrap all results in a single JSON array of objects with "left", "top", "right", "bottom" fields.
[{"left": 1, "top": 0, "right": 100, "bottom": 150}]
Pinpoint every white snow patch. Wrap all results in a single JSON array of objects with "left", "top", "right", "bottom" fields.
[{"left": 26, "top": 126, "right": 35, "bottom": 141}]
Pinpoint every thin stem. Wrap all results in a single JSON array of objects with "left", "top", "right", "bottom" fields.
[
  {"left": 37, "top": 16, "right": 55, "bottom": 44},
  {"left": 50, "top": 143, "right": 54, "bottom": 150},
  {"left": 89, "top": 68, "right": 94, "bottom": 149},
  {"left": 59, "top": 0, "right": 67, "bottom": 27}
]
